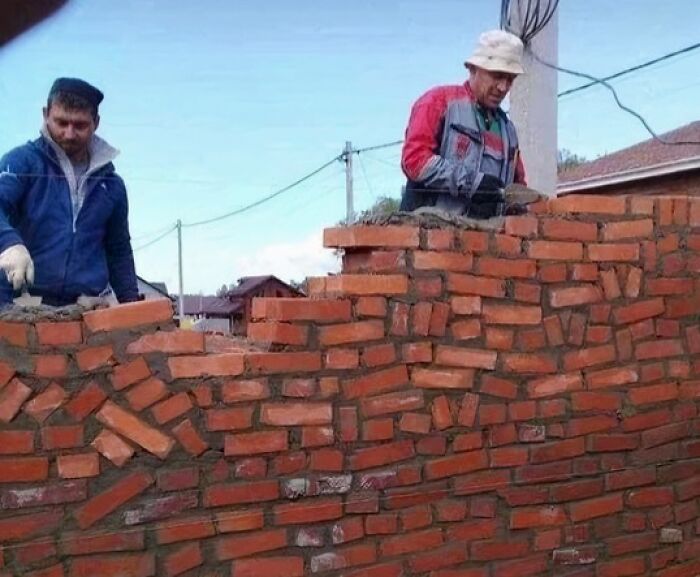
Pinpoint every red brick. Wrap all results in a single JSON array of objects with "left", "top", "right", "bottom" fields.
[
  {"left": 0, "top": 456, "right": 48, "bottom": 483},
  {"left": 36, "top": 321, "right": 82, "bottom": 346},
  {"left": 67, "top": 344, "right": 107, "bottom": 372},
  {"left": 168, "top": 354, "right": 244, "bottom": 378},
  {"left": 247, "top": 351, "right": 321, "bottom": 374},
  {"left": 204, "top": 480, "right": 279, "bottom": 508},
  {"left": 502, "top": 353, "right": 557, "bottom": 373},
  {"left": 571, "top": 391, "right": 622, "bottom": 412},
  {"left": 569, "top": 493, "right": 623, "bottom": 522},
  {"left": 155, "top": 514, "right": 216, "bottom": 545},
  {"left": 548, "top": 285, "right": 602, "bottom": 308},
  {"left": 447, "top": 273, "right": 506, "bottom": 298},
  {"left": 563, "top": 345, "right": 615, "bottom": 371},
  {"left": 413, "top": 275, "right": 443, "bottom": 298},
  {"left": 0, "top": 430, "right": 33, "bottom": 455},
  {"left": 92, "top": 429, "right": 134, "bottom": 467},
  {"left": 205, "top": 407, "right": 253, "bottom": 431},
  {"left": 349, "top": 440, "right": 414, "bottom": 470},
  {"left": 549, "top": 195, "right": 625, "bottom": 215},
  {"left": 172, "top": 419, "right": 209, "bottom": 456},
  {"left": 513, "top": 281, "right": 541, "bottom": 303},
  {"left": 586, "top": 365, "right": 638, "bottom": 389},
  {"left": 62, "top": 529, "right": 145, "bottom": 555},
  {"left": 164, "top": 542, "right": 203, "bottom": 577},
  {"left": 635, "top": 338, "right": 683, "bottom": 360},
  {"left": 23, "top": 382, "right": 66, "bottom": 423},
  {"left": 96, "top": 401, "right": 175, "bottom": 459},
  {"left": 424, "top": 450, "right": 488, "bottom": 481},
  {"left": 539, "top": 263, "right": 568, "bottom": 282},
  {"left": 527, "top": 240, "right": 583, "bottom": 260},
  {"left": 252, "top": 297, "right": 351, "bottom": 322},
  {"left": 476, "top": 257, "right": 536, "bottom": 278},
  {"left": 505, "top": 215, "right": 538, "bottom": 237},
  {"left": 363, "top": 417, "right": 393, "bottom": 441},
  {"left": 436, "top": 345, "right": 496, "bottom": 369},
  {"left": 233, "top": 556, "right": 304, "bottom": 577},
  {"left": 339, "top": 406, "right": 358, "bottom": 442},
  {"left": 247, "top": 322, "right": 308, "bottom": 345},
  {"left": 432, "top": 395, "right": 453, "bottom": 430},
  {"left": 414, "top": 250, "right": 473, "bottom": 271},
  {"left": 127, "top": 330, "right": 204, "bottom": 354},
  {"left": 646, "top": 278, "right": 693, "bottom": 295},
  {"left": 57, "top": 453, "right": 99, "bottom": 479},
  {"left": 74, "top": 470, "right": 153, "bottom": 529},
  {"left": 274, "top": 497, "right": 343, "bottom": 525},
  {"left": 482, "top": 304, "right": 541, "bottom": 325},
  {"left": 360, "top": 390, "right": 424, "bottom": 417},
  {"left": 471, "top": 539, "right": 530, "bottom": 560},
  {"left": 0, "top": 510, "right": 63, "bottom": 542},
  {"left": 400, "top": 412, "right": 431, "bottom": 434},
  {"left": 531, "top": 438, "right": 585, "bottom": 464},
  {"left": 64, "top": 381, "right": 107, "bottom": 421},
  {"left": 110, "top": 357, "right": 150, "bottom": 390},
  {"left": 324, "top": 225, "right": 419, "bottom": 247},
  {"left": 215, "top": 528, "right": 287, "bottom": 560},
  {"left": 122, "top": 377, "right": 166, "bottom": 412},
  {"left": 151, "top": 393, "right": 193, "bottom": 425},
  {"left": 0, "top": 321, "right": 28, "bottom": 347},
  {"left": 494, "top": 234, "right": 521, "bottom": 256},
  {"left": 215, "top": 508, "right": 264, "bottom": 533},
  {"left": 355, "top": 296, "right": 387, "bottom": 317},
  {"left": 380, "top": 528, "right": 443, "bottom": 556},
  {"left": 41, "top": 425, "right": 83, "bottom": 450},
  {"left": 426, "top": 228, "right": 456, "bottom": 250},
  {"left": 70, "top": 552, "right": 155, "bottom": 577},
  {"left": 83, "top": 299, "right": 172, "bottom": 332},
  {"left": 429, "top": 302, "right": 450, "bottom": 336},
  {"left": 301, "top": 425, "right": 334, "bottom": 447},
  {"left": 527, "top": 373, "right": 582, "bottom": 398},
  {"left": 510, "top": 506, "right": 567, "bottom": 529},
  {"left": 602, "top": 219, "right": 653, "bottom": 241},
  {"left": 219, "top": 379, "right": 269, "bottom": 403},
  {"left": 2, "top": 479, "right": 86, "bottom": 510},
  {"left": 325, "top": 348, "right": 359, "bottom": 369},
  {"left": 361, "top": 343, "right": 396, "bottom": 367},
  {"left": 343, "top": 365, "right": 408, "bottom": 399},
  {"left": 261, "top": 402, "right": 331, "bottom": 426},
  {"left": 459, "top": 230, "right": 490, "bottom": 252},
  {"left": 627, "top": 382, "right": 678, "bottom": 406},
  {"left": 32, "top": 354, "right": 67, "bottom": 378},
  {"left": 588, "top": 243, "right": 640, "bottom": 262},
  {"left": 225, "top": 431, "right": 287, "bottom": 456},
  {"left": 411, "top": 367, "right": 474, "bottom": 390},
  {"left": 318, "top": 320, "right": 384, "bottom": 346},
  {"left": 308, "top": 274, "right": 408, "bottom": 296},
  {"left": 565, "top": 415, "right": 618, "bottom": 437}
]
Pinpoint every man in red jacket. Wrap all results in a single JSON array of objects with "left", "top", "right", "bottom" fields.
[{"left": 400, "top": 30, "right": 528, "bottom": 218}]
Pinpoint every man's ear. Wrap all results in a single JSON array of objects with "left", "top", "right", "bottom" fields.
[
  {"left": 94, "top": 114, "right": 100, "bottom": 130},
  {"left": 42, "top": 106, "right": 48, "bottom": 121}
]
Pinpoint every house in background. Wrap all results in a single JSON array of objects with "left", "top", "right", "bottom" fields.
[
  {"left": 180, "top": 275, "right": 303, "bottom": 335},
  {"left": 137, "top": 277, "right": 172, "bottom": 301},
  {"left": 558, "top": 121, "right": 700, "bottom": 196}
]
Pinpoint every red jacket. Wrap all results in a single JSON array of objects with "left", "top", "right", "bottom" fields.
[{"left": 401, "top": 82, "right": 525, "bottom": 210}]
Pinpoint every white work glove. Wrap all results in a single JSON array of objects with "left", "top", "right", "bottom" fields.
[{"left": 0, "top": 245, "right": 34, "bottom": 290}]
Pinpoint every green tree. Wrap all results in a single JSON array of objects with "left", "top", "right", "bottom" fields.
[{"left": 557, "top": 148, "right": 589, "bottom": 173}]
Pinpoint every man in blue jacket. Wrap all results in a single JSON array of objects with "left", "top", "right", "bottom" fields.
[{"left": 0, "top": 78, "right": 138, "bottom": 306}]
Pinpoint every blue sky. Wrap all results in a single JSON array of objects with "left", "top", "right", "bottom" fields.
[{"left": 1, "top": 0, "right": 699, "bottom": 294}]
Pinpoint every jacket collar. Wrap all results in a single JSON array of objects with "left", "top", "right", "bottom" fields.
[{"left": 36, "top": 126, "right": 119, "bottom": 175}]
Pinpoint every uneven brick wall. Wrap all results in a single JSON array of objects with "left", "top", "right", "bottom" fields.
[{"left": 0, "top": 194, "right": 700, "bottom": 577}]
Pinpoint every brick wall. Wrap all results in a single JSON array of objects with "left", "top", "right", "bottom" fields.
[{"left": 0, "top": 194, "right": 699, "bottom": 577}]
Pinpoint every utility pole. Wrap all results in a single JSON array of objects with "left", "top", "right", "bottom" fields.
[
  {"left": 176, "top": 219, "right": 184, "bottom": 320},
  {"left": 343, "top": 141, "right": 354, "bottom": 224},
  {"left": 508, "top": 2, "right": 559, "bottom": 196}
]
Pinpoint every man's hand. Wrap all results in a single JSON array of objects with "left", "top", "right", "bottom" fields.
[{"left": 0, "top": 245, "right": 34, "bottom": 290}]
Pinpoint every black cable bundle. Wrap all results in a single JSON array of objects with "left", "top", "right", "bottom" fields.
[{"left": 500, "top": 0, "right": 560, "bottom": 44}]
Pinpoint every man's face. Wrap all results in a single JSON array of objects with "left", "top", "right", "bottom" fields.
[
  {"left": 43, "top": 102, "right": 98, "bottom": 161},
  {"left": 469, "top": 67, "right": 517, "bottom": 110}
]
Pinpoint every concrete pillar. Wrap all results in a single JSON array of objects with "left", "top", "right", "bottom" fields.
[{"left": 508, "top": 6, "right": 559, "bottom": 196}]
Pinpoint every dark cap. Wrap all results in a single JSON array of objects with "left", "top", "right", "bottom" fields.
[{"left": 48, "top": 78, "right": 104, "bottom": 109}]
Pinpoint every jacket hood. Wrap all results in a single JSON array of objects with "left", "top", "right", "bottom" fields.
[{"left": 36, "top": 126, "right": 119, "bottom": 175}]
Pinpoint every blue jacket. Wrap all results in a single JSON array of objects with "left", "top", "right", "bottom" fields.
[{"left": 0, "top": 135, "right": 138, "bottom": 305}]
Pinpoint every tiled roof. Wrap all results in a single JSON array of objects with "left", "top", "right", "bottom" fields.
[
  {"left": 559, "top": 121, "right": 700, "bottom": 184},
  {"left": 180, "top": 295, "right": 243, "bottom": 316}
]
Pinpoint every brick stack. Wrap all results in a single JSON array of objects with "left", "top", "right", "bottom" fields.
[{"left": 0, "top": 194, "right": 699, "bottom": 577}]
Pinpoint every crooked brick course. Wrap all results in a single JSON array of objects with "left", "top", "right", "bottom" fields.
[{"left": 0, "top": 194, "right": 699, "bottom": 575}]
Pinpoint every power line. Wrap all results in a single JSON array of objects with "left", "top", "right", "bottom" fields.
[
  {"left": 133, "top": 224, "right": 177, "bottom": 252},
  {"left": 181, "top": 154, "right": 342, "bottom": 228},
  {"left": 530, "top": 47, "right": 700, "bottom": 146},
  {"left": 558, "top": 41, "right": 700, "bottom": 98}
]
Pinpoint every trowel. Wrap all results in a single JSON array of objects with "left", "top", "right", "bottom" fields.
[{"left": 13, "top": 285, "right": 42, "bottom": 307}]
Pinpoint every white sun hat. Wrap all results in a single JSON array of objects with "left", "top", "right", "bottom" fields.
[{"left": 465, "top": 29, "right": 525, "bottom": 75}]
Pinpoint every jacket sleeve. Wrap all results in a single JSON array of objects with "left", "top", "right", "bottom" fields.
[
  {"left": 105, "top": 179, "right": 139, "bottom": 303},
  {"left": 514, "top": 149, "right": 527, "bottom": 185},
  {"left": 0, "top": 149, "right": 29, "bottom": 253},
  {"left": 400, "top": 90, "right": 480, "bottom": 196}
]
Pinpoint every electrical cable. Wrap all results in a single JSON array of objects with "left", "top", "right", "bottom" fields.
[
  {"left": 558, "top": 42, "right": 700, "bottom": 98},
  {"left": 132, "top": 224, "right": 177, "bottom": 252},
  {"left": 181, "top": 155, "right": 342, "bottom": 228},
  {"left": 530, "top": 48, "right": 700, "bottom": 147}
]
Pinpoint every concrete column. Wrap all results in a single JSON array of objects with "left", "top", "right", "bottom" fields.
[{"left": 508, "top": 5, "right": 559, "bottom": 196}]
